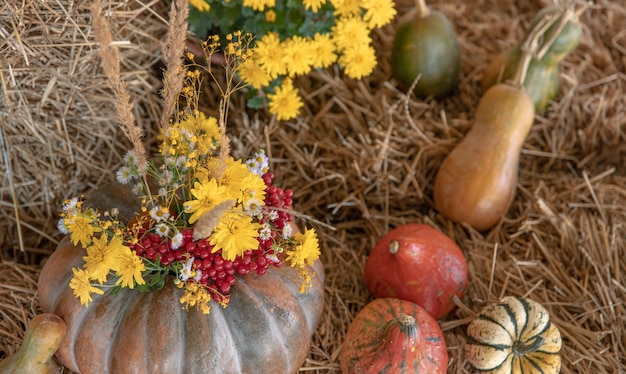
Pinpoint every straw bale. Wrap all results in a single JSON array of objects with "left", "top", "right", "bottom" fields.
[
  {"left": 1, "top": 0, "right": 625, "bottom": 373},
  {"left": 0, "top": 0, "right": 167, "bottom": 260}
]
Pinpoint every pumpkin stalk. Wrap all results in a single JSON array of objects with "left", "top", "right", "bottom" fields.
[
  {"left": 513, "top": 335, "right": 546, "bottom": 356},
  {"left": 380, "top": 313, "right": 417, "bottom": 343},
  {"left": 535, "top": 7, "right": 573, "bottom": 59},
  {"left": 414, "top": 0, "right": 430, "bottom": 17},
  {"left": 388, "top": 239, "right": 400, "bottom": 254},
  {"left": 511, "top": 6, "right": 571, "bottom": 87}
]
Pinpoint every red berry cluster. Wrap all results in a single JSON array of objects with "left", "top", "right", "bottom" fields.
[{"left": 127, "top": 172, "right": 295, "bottom": 304}]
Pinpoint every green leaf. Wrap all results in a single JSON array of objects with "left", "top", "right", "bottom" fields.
[{"left": 246, "top": 90, "right": 266, "bottom": 109}]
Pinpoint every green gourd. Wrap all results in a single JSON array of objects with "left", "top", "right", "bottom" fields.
[
  {"left": 0, "top": 313, "right": 67, "bottom": 374},
  {"left": 391, "top": 0, "right": 461, "bottom": 99},
  {"left": 481, "top": 5, "right": 583, "bottom": 111}
]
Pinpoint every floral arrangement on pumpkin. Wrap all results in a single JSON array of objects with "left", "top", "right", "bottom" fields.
[
  {"left": 57, "top": 3, "right": 320, "bottom": 315},
  {"left": 187, "top": 0, "right": 397, "bottom": 120}
]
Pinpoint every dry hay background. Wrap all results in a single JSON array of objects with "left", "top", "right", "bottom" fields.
[{"left": 1, "top": 0, "right": 625, "bottom": 372}]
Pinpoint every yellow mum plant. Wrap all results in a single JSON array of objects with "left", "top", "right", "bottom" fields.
[{"left": 188, "top": 0, "right": 397, "bottom": 120}]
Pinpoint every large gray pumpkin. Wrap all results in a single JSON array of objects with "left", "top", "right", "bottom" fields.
[{"left": 38, "top": 183, "right": 325, "bottom": 373}]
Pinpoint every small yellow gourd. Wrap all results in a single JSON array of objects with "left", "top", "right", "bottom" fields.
[{"left": 465, "top": 296, "right": 562, "bottom": 373}]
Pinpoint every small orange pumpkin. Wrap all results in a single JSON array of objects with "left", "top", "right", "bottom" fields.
[{"left": 340, "top": 298, "right": 448, "bottom": 373}]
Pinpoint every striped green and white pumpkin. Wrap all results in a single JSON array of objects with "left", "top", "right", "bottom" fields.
[{"left": 465, "top": 296, "right": 562, "bottom": 373}]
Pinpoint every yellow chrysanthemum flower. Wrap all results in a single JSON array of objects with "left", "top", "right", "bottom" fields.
[
  {"left": 184, "top": 179, "right": 231, "bottom": 224},
  {"left": 242, "top": 0, "right": 275, "bottom": 13},
  {"left": 362, "top": 0, "right": 396, "bottom": 29},
  {"left": 310, "top": 33, "right": 338, "bottom": 68},
  {"left": 83, "top": 234, "right": 127, "bottom": 284},
  {"left": 115, "top": 249, "right": 146, "bottom": 289},
  {"left": 196, "top": 157, "right": 264, "bottom": 203},
  {"left": 265, "top": 9, "right": 276, "bottom": 22},
  {"left": 330, "top": 0, "right": 362, "bottom": 17},
  {"left": 253, "top": 32, "right": 288, "bottom": 79},
  {"left": 189, "top": 0, "right": 210, "bottom": 11},
  {"left": 283, "top": 36, "right": 314, "bottom": 77},
  {"left": 209, "top": 210, "right": 261, "bottom": 261},
  {"left": 286, "top": 228, "right": 321, "bottom": 267},
  {"left": 237, "top": 58, "right": 272, "bottom": 90},
  {"left": 190, "top": 113, "right": 221, "bottom": 155},
  {"left": 239, "top": 172, "right": 268, "bottom": 205},
  {"left": 67, "top": 215, "right": 102, "bottom": 247},
  {"left": 332, "top": 16, "right": 372, "bottom": 52},
  {"left": 303, "top": 0, "right": 326, "bottom": 13},
  {"left": 339, "top": 43, "right": 377, "bottom": 79},
  {"left": 267, "top": 78, "right": 303, "bottom": 121},
  {"left": 210, "top": 157, "right": 263, "bottom": 203},
  {"left": 69, "top": 267, "right": 104, "bottom": 307}
]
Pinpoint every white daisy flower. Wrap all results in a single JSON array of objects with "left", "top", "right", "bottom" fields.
[
  {"left": 259, "top": 224, "right": 273, "bottom": 241},
  {"left": 57, "top": 218, "right": 69, "bottom": 234},
  {"left": 155, "top": 223, "right": 170, "bottom": 237},
  {"left": 150, "top": 206, "right": 170, "bottom": 222},
  {"left": 123, "top": 150, "right": 138, "bottom": 167},
  {"left": 282, "top": 223, "right": 293, "bottom": 239},
  {"left": 62, "top": 197, "right": 79, "bottom": 212},
  {"left": 244, "top": 198, "right": 264, "bottom": 217},
  {"left": 266, "top": 253, "right": 280, "bottom": 263},
  {"left": 267, "top": 210, "right": 279, "bottom": 221},
  {"left": 131, "top": 183, "right": 144, "bottom": 196},
  {"left": 179, "top": 257, "right": 195, "bottom": 282},
  {"left": 116, "top": 166, "right": 134, "bottom": 184},
  {"left": 171, "top": 232, "right": 184, "bottom": 249}
]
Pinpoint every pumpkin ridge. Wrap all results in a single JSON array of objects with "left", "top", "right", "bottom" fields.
[
  {"left": 227, "top": 267, "right": 303, "bottom": 372},
  {"left": 476, "top": 314, "right": 516, "bottom": 342},
  {"left": 142, "top": 287, "right": 188, "bottom": 373},
  {"left": 500, "top": 300, "right": 526, "bottom": 339},
  {"left": 38, "top": 238, "right": 84, "bottom": 313},
  {"left": 517, "top": 298, "right": 551, "bottom": 342},
  {"left": 464, "top": 334, "right": 512, "bottom": 351},
  {"left": 79, "top": 286, "right": 137, "bottom": 373},
  {"left": 516, "top": 298, "right": 534, "bottom": 342},
  {"left": 192, "top": 296, "right": 243, "bottom": 374},
  {"left": 109, "top": 290, "right": 153, "bottom": 373},
  {"left": 273, "top": 260, "right": 325, "bottom": 336},
  {"left": 520, "top": 354, "right": 548, "bottom": 374},
  {"left": 59, "top": 258, "right": 133, "bottom": 372}
]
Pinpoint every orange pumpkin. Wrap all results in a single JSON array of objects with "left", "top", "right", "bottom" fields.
[
  {"left": 340, "top": 298, "right": 448, "bottom": 373},
  {"left": 37, "top": 183, "right": 325, "bottom": 374},
  {"left": 364, "top": 223, "right": 468, "bottom": 320}
]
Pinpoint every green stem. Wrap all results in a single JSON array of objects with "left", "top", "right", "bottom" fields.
[
  {"left": 535, "top": 6, "right": 574, "bottom": 60},
  {"left": 510, "top": 9, "right": 562, "bottom": 87},
  {"left": 512, "top": 335, "right": 545, "bottom": 356},
  {"left": 414, "top": 0, "right": 430, "bottom": 17}
]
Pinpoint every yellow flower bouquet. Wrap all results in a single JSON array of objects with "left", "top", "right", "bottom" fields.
[
  {"left": 55, "top": 4, "right": 321, "bottom": 315},
  {"left": 188, "top": 0, "right": 397, "bottom": 120}
]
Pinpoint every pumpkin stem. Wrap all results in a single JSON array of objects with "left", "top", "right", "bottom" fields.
[
  {"left": 388, "top": 240, "right": 400, "bottom": 254},
  {"left": 414, "top": 0, "right": 430, "bottom": 17},
  {"left": 535, "top": 6, "right": 574, "bottom": 60},
  {"left": 511, "top": 7, "right": 566, "bottom": 87},
  {"left": 380, "top": 313, "right": 417, "bottom": 344},
  {"left": 512, "top": 335, "right": 545, "bottom": 356}
]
